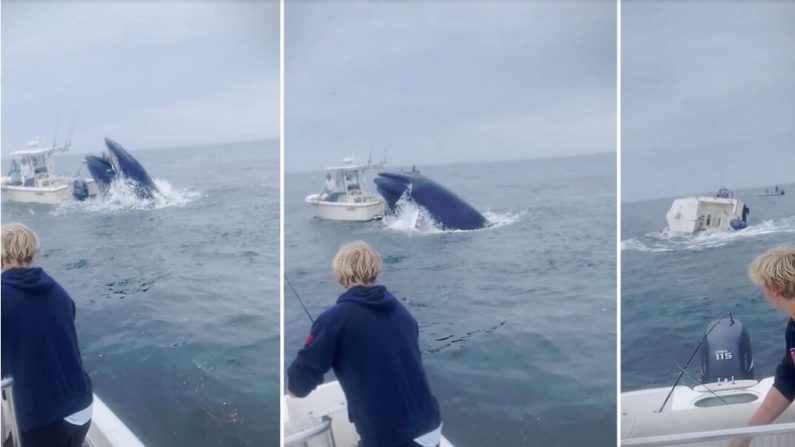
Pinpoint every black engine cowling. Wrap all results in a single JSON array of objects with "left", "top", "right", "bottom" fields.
[
  {"left": 701, "top": 317, "right": 754, "bottom": 383},
  {"left": 73, "top": 179, "right": 90, "bottom": 201}
]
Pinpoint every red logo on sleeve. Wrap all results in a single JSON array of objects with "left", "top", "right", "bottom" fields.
[
  {"left": 304, "top": 333, "right": 315, "bottom": 346},
  {"left": 789, "top": 348, "right": 795, "bottom": 366}
]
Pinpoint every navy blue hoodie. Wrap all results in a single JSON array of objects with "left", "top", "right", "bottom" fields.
[
  {"left": 773, "top": 319, "right": 795, "bottom": 401},
  {"left": 1, "top": 268, "right": 93, "bottom": 431},
  {"left": 288, "top": 285, "right": 441, "bottom": 447}
]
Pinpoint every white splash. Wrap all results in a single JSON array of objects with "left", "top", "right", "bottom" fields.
[
  {"left": 53, "top": 178, "right": 201, "bottom": 215},
  {"left": 381, "top": 195, "right": 524, "bottom": 235},
  {"left": 382, "top": 196, "right": 444, "bottom": 235},
  {"left": 622, "top": 215, "right": 795, "bottom": 252},
  {"left": 482, "top": 210, "right": 525, "bottom": 229}
]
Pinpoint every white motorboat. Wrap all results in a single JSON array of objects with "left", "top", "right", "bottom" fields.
[
  {"left": 284, "top": 380, "right": 454, "bottom": 447},
  {"left": 2, "top": 378, "right": 144, "bottom": 447},
  {"left": 305, "top": 158, "right": 385, "bottom": 222},
  {"left": 622, "top": 318, "right": 795, "bottom": 446},
  {"left": 1, "top": 138, "right": 98, "bottom": 205},
  {"left": 758, "top": 186, "right": 785, "bottom": 197},
  {"left": 666, "top": 188, "right": 749, "bottom": 234}
]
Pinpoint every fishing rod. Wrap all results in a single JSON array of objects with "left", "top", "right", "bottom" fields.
[
  {"left": 657, "top": 312, "right": 734, "bottom": 413},
  {"left": 285, "top": 275, "right": 314, "bottom": 324}
]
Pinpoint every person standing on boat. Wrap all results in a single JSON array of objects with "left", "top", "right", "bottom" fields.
[
  {"left": 1, "top": 223, "right": 93, "bottom": 447},
  {"left": 19, "top": 159, "right": 33, "bottom": 187},
  {"left": 321, "top": 173, "right": 337, "bottom": 199},
  {"left": 729, "top": 247, "right": 795, "bottom": 447},
  {"left": 8, "top": 160, "right": 21, "bottom": 185},
  {"left": 288, "top": 241, "right": 443, "bottom": 447}
]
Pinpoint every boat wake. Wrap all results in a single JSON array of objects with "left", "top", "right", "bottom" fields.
[
  {"left": 53, "top": 178, "right": 201, "bottom": 215},
  {"left": 382, "top": 195, "right": 524, "bottom": 235},
  {"left": 622, "top": 215, "right": 795, "bottom": 252}
]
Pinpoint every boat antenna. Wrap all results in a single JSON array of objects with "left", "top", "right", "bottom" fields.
[
  {"left": 52, "top": 116, "right": 59, "bottom": 151},
  {"left": 285, "top": 275, "right": 315, "bottom": 324},
  {"left": 64, "top": 114, "right": 77, "bottom": 152},
  {"left": 380, "top": 136, "right": 393, "bottom": 165},
  {"left": 657, "top": 312, "right": 733, "bottom": 413}
]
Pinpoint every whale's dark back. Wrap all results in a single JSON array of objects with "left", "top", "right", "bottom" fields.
[
  {"left": 375, "top": 171, "right": 488, "bottom": 230},
  {"left": 104, "top": 138, "right": 158, "bottom": 198},
  {"left": 84, "top": 155, "right": 115, "bottom": 192}
]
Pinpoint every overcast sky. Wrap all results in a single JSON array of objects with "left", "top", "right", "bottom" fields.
[
  {"left": 285, "top": 0, "right": 616, "bottom": 173},
  {"left": 622, "top": 0, "right": 795, "bottom": 202},
  {"left": 1, "top": 0, "right": 278, "bottom": 156}
]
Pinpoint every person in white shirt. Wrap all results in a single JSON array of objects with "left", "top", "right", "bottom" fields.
[
  {"left": 322, "top": 174, "right": 337, "bottom": 199},
  {"left": 19, "top": 160, "right": 34, "bottom": 187}
]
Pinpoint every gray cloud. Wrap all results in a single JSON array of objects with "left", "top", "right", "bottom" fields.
[
  {"left": 286, "top": 0, "right": 616, "bottom": 172},
  {"left": 622, "top": 0, "right": 795, "bottom": 202},
  {"left": 2, "top": 0, "right": 279, "bottom": 155}
]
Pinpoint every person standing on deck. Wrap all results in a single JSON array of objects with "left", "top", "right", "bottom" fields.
[
  {"left": 729, "top": 247, "right": 795, "bottom": 447},
  {"left": 321, "top": 173, "right": 337, "bottom": 199},
  {"left": 8, "top": 160, "right": 21, "bottom": 185},
  {"left": 288, "top": 241, "right": 443, "bottom": 447},
  {"left": 1, "top": 223, "right": 93, "bottom": 447},
  {"left": 19, "top": 160, "right": 33, "bottom": 187}
]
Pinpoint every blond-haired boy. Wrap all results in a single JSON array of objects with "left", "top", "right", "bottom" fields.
[
  {"left": 729, "top": 247, "right": 795, "bottom": 447},
  {"left": 288, "top": 241, "right": 442, "bottom": 447},
  {"left": 2, "top": 223, "right": 93, "bottom": 447}
]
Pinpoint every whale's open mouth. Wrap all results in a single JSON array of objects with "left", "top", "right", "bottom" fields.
[{"left": 84, "top": 138, "right": 160, "bottom": 199}]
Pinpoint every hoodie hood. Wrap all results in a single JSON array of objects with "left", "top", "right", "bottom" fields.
[
  {"left": 337, "top": 285, "right": 397, "bottom": 312},
  {"left": 1, "top": 267, "right": 55, "bottom": 294}
]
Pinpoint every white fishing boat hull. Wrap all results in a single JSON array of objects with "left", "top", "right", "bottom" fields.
[
  {"left": 85, "top": 394, "right": 145, "bottom": 447},
  {"left": 2, "top": 393, "right": 143, "bottom": 447},
  {"left": 284, "top": 381, "right": 454, "bottom": 447},
  {"left": 666, "top": 196, "right": 746, "bottom": 234},
  {"left": 622, "top": 377, "right": 795, "bottom": 446},
  {"left": 305, "top": 194, "right": 385, "bottom": 222},
  {"left": 1, "top": 177, "right": 98, "bottom": 205}
]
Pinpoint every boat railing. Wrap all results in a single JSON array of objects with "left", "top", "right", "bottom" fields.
[
  {"left": 623, "top": 421, "right": 795, "bottom": 446},
  {"left": 1, "top": 377, "right": 22, "bottom": 447},
  {"left": 284, "top": 415, "right": 337, "bottom": 447}
]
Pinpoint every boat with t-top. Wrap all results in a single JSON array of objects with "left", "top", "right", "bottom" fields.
[
  {"left": 304, "top": 157, "right": 385, "bottom": 221},
  {"left": 665, "top": 187, "right": 749, "bottom": 234},
  {"left": 1, "top": 138, "right": 97, "bottom": 204}
]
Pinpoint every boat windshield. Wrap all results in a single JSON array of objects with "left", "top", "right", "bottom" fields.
[
  {"left": 30, "top": 154, "right": 50, "bottom": 175},
  {"left": 340, "top": 170, "right": 361, "bottom": 192}
]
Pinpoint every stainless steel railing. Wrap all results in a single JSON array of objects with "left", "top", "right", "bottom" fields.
[
  {"left": 1, "top": 377, "right": 21, "bottom": 447},
  {"left": 623, "top": 421, "right": 795, "bottom": 446},
  {"left": 284, "top": 415, "right": 337, "bottom": 447}
]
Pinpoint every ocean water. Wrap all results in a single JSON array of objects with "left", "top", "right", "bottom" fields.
[
  {"left": 1, "top": 141, "right": 279, "bottom": 446},
  {"left": 622, "top": 183, "right": 795, "bottom": 392},
  {"left": 285, "top": 153, "right": 616, "bottom": 446}
]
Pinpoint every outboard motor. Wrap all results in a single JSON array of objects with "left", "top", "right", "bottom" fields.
[
  {"left": 72, "top": 179, "right": 90, "bottom": 201},
  {"left": 730, "top": 205, "right": 749, "bottom": 230},
  {"left": 701, "top": 317, "right": 754, "bottom": 383}
]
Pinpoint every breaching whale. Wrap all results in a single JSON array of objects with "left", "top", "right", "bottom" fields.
[
  {"left": 374, "top": 170, "right": 488, "bottom": 230},
  {"left": 85, "top": 138, "right": 159, "bottom": 199}
]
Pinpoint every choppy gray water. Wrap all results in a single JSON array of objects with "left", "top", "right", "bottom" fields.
[
  {"left": 2, "top": 141, "right": 279, "bottom": 446},
  {"left": 622, "top": 183, "right": 795, "bottom": 392},
  {"left": 285, "top": 154, "right": 616, "bottom": 446}
]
